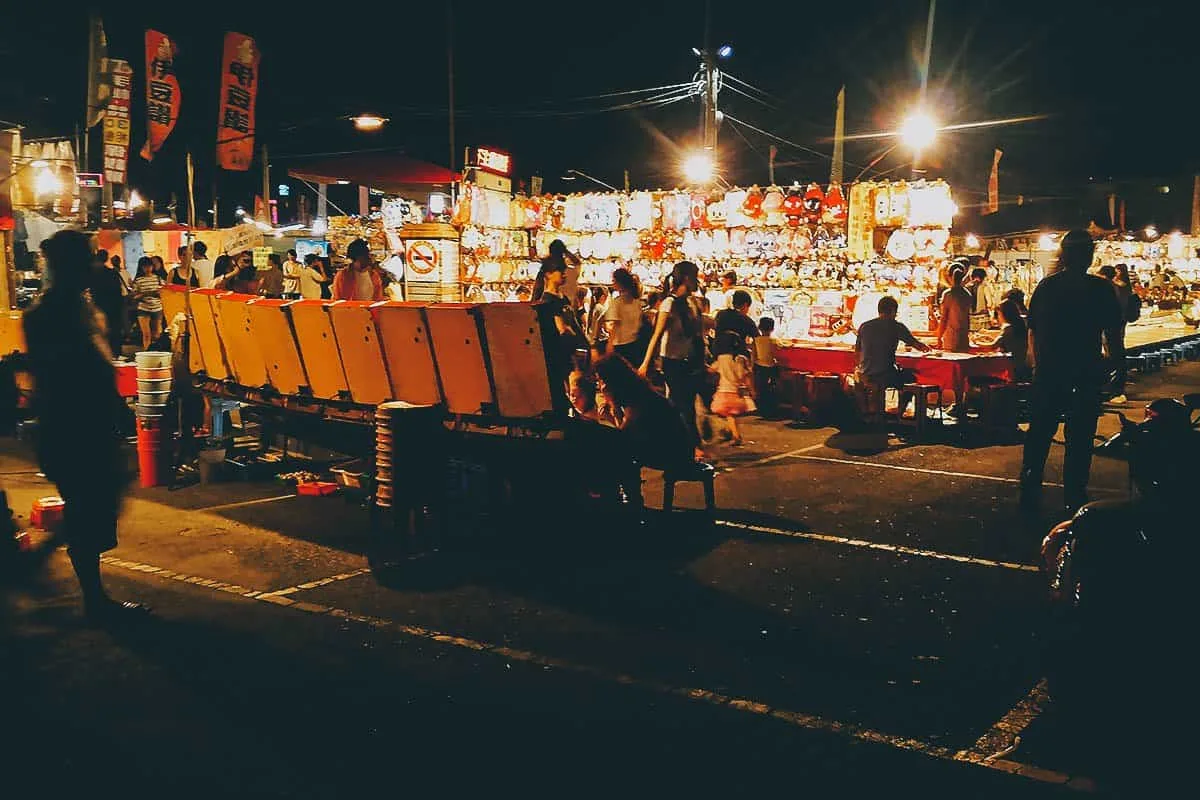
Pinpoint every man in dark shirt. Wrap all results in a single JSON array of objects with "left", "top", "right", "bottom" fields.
[
  {"left": 1020, "top": 230, "right": 1125, "bottom": 514},
  {"left": 855, "top": 296, "right": 931, "bottom": 416},
  {"left": 89, "top": 248, "right": 127, "bottom": 358},
  {"left": 713, "top": 289, "right": 759, "bottom": 348}
]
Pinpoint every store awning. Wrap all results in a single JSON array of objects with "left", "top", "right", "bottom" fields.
[{"left": 286, "top": 152, "right": 460, "bottom": 196}]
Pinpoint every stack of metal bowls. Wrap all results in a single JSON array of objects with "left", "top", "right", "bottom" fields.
[
  {"left": 134, "top": 351, "right": 173, "bottom": 420},
  {"left": 374, "top": 402, "right": 400, "bottom": 510}
]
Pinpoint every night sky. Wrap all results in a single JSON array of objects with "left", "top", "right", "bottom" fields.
[{"left": 4, "top": 1, "right": 1199, "bottom": 227}]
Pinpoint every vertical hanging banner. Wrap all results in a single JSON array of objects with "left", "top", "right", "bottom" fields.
[
  {"left": 216, "top": 32, "right": 260, "bottom": 171},
  {"left": 985, "top": 148, "right": 1003, "bottom": 215},
  {"left": 140, "top": 30, "right": 181, "bottom": 162},
  {"left": 85, "top": 16, "right": 109, "bottom": 129},
  {"left": 102, "top": 59, "right": 133, "bottom": 184}
]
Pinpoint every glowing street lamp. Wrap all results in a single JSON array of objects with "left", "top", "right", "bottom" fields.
[
  {"left": 964, "top": 233, "right": 981, "bottom": 249},
  {"left": 899, "top": 110, "right": 939, "bottom": 153},
  {"left": 351, "top": 113, "right": 388, "bottom": 132},
  {"left": 682, "top": 151, "right": 715, "bottom": 185}
]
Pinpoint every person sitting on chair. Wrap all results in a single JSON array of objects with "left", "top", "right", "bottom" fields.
[{"left": 854, "top": 295, "right": 931, "bottom": 419}]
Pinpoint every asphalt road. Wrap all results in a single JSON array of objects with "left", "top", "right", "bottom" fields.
[{"left": 4, "top": 362, "right": 1197, "bottom": 798}]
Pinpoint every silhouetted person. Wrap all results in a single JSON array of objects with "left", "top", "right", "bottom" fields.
[
  {"left": 90, "top": 247, "right": 127, "bottom": 359},
  {"left": 1020, "top": 230, "right": 1125, "bottom": 515},
  {"left": 23, "top": 231, "right": 147, "bottom": 623}
]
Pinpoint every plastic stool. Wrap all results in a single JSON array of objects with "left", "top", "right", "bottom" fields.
[
  {"left": 1161, "top": 349, "right": 1179, "bottom": 366},
  {"left": 663, "top": 461, "right": 717, "bottom": 515}
]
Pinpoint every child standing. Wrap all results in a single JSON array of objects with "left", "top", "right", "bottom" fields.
[
  {"left": 753, "top": 317, "right": 779, "bottom": 416},
  {"left": 709, "top": 329, "right": 756, "bottom": 446}
]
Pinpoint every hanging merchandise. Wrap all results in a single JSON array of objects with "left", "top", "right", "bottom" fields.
[
  {"left": 762, "top": 186, "right": 786, "bottom": 227},
  {"left": 822, "top": 184, "right": 847, "bottom": 225},
  {"left": 887, "top": 181, "right": 909, "bottom": 227},
  {"left": 724, "top": 189, "right": 747, "bottom": 227},
  {"left": 781, "top": 185, "right": 805, "bottom": 228},
  {"left": 711, "top": 228, "right": 729, "bottom": 259},
  {"left": 803, "top": 183, "right": 825, "bottom": 225},
  {"left": 662, "top": 192, "right": 690, "bottom": 230},
  {"left": 728, "top": 227, "right": 747, "bottom": 257},
  {"left": 741, "top": 185, "right": 764, "bottom": 223},
  {"left": 873, "top": 184, "right": 891, "bottom": 226},
  {"left": 626, "top": 191, "right": 653, "bottom": 230},
  {"left": 706, "top": 195, "right": 727, "bottom": 228},
  {"left": 690, "top": 193, "right": 710, "bottom": 229},
  {"left": 885, "top": 229, "right": 917, "bottom": 261}
]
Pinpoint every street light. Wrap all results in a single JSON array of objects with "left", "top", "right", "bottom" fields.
[
  {"left": 682, "top": 151, "right": 715, "bottom": 185},
  {"left": 899, "top": 110, "right": 939, "bottom": 153},
  {"left": 351, "top": 114, "right": 388, "bottom": 132}
]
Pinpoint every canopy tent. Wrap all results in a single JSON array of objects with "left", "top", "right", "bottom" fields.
[{"left": 286, "top": 152, "right": 460, "bottom": 196}]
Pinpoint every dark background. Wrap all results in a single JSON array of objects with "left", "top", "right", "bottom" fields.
[{"left": 4, "top": 1, "right": 1200, "bottom": 228}]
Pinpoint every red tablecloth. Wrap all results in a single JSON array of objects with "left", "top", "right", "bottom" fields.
[{"left": 776, "top": 344, "right": 1013, "bottom": 392}]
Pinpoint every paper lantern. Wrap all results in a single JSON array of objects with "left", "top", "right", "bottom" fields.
[
  {"left": 873, "top": 184, "right": 891, "bottom": 225},
  {"left": 887, "top": 182, "right": 909, "bottom": 226},
  {"left": 724, "top": 189, "right": 747, "bottom": 227}
]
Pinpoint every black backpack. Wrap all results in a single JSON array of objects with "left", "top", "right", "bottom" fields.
[{"left": 1125, "top": 292, "right": 1142, "bottom": 323}]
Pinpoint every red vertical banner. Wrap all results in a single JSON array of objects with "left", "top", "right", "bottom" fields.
[
  {"left": 216, "top": 32, "right": 260, "bottom": 171},
  {"left": 986, "top": 148, "right": 1002, "bottom": 215},
  {"left": 103, "top": 59, "right": 133, "bottom": 184},
  {"left": 140, "top": 30, "right": 181, "bottom": 162}
]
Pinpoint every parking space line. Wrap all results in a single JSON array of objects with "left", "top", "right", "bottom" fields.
[
  {"left": 97, "top": 554, "right": 1093, "bottom": 791},
  {"left": 716, "top": 519, "right": 1042, "bottom": 573},
  {"left": 785, "top": 455, "right": 1123, "bottom": 494},
  {"left": 194, "top": 494, "right": 298, "bottom": 513}
]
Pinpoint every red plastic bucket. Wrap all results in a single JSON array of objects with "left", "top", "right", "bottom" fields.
[{"left": 137, "top": 444, "right": 162, "bottom": 488}]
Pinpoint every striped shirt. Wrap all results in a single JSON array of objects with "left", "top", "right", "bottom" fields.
[{"left": 134, "top": 275, "right": 164, "bottom": 313}]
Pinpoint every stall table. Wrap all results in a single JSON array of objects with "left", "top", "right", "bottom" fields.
[{"left": 776, "top": 342, "right": 1014, "bottom": 398}]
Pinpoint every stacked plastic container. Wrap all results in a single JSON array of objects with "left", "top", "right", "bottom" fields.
[
  {"left": 134, "top": 351, "right": 173, "bottom": 488},
  {"left": 374, "top": 403, "right": 397, "bottom": 510}
]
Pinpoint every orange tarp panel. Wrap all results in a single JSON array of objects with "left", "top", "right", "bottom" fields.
[
  {"left": 424, "top": 304, "right": 494, "bottom": 415},
  {"left": 477, "top": 303, "right": 554, "bottom": 418},
  {"left": 188, "top": 288, "right": 230, "bottom": 380},
  {"left": 215, "top": 293, "right": 269, "bottom": 388},
  {"left": 328, "top": 301, "right": 392, "bottom": 405},
  {"left": 248, "top": 299, "right": 309, "bottom": 395},
  {"left": 161, "top": 284, "right": 188, "bottom": 329},
  {"left": 371, "top": 302, "right": 442, "bottom": 407},
  {"left": 287, "top": 300, "right": 348, "bottom": 399},
  {"left": 0, "top": 310, "right": 27, "bottom": 355}
]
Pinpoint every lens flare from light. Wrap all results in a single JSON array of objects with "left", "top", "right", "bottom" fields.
[
  {"left": 682, "top": 152, "right": 715, "bottom": 184},
  {"left": 899, "top": 111, "right": 938, "bottom": 152}
]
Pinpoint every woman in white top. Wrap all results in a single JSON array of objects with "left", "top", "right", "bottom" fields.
[
  {"left": 639, "top": 260, "right": 704, "bottom": 459},
  {"left": 604, "top": 267, "right": 644, "bottom": 366}
]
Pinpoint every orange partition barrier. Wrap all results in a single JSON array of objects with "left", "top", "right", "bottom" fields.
[
  {"left": 371, "top": 302, "right": 442, "bottom": 406},
  {"left": 477, "top": 303, "right": 554, "bottom": 418},
  {"left": 328, "top": 301, "right": 392, "bottom": 405},
  {"left": 424, "top": 304, "right": 494, "bottom": 415},
  {"left": 161, "top": 284, "right": 188, "bottom": 329},
  {"left": 188, "top": 289, "right": 231, "bottom": 380},
  {"left": 248, "top": 299, "right": 309, "bottom": 395},
  {"left": 287, "top": 300, "right": 349, "bottom": 399},
  {"left": 215, "top": 293, "right": 269, "bottom": 388},
  {"left": 0, "top": 310, "right": 27, "bottom": 355}
]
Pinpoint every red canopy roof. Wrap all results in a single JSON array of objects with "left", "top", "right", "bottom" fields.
[{"left": 286, "top": 152, "right": 460, "bottom": 195}]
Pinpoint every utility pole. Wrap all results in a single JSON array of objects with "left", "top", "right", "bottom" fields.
[
  {"left": 447, "top": 0, "right": 456, "bottom": 176},
  {"left": 699, "top": 0, "right": 718, "bottom": 152},
  {"left": 261, "top": 143, "right": 270, "bottom": 223}
]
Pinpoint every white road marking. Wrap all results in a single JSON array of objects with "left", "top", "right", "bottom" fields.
[
  {"left": 716, "top": 520, "right": 1041, "bottom": 572},
  {"left": 955, "top": 679, "right": 1050, "bottom": 764},
  {"left": 785, "top": 454, "right": 1124, "bottom": 494},
  {"left": 97, "top": 555, "right": 1093, "bottom": 790},
  {"left": 259, "top": 567, "right": 372, "bottom": 598},
  {"left": 194, "top": 494, "right": 297, "bottom": 513}
]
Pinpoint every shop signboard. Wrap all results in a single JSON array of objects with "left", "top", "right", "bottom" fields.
[
  {"left": 252, "top": 246, "right": 272, "bottom": 267},
  {"left": 102, "top": 59, "right": 132, "bottom": 184},
  {"left": 295, "top": 239, "right": 328, "bottom": 260},
  {"left": 216, "top": 32, "right": 260, "bottom": 171},
  {"left": 139, "top": 31, "right": 181, "bottom": 162}
]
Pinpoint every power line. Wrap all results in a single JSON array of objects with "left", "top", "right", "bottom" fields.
[
  {"left": 722, "top": 83, "right": 775, "bottom": 108},
  {"left": 725, "top": 114, "right": 865, "bottom": 171},
  {"left": 722, "top": 72, "right": 777, "bottom": 102}
]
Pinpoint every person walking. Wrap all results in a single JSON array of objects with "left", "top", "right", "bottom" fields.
[
  {"left": 331, "top": 239, "right": 383, "bottom": 301},
  {"left": 22, "top": 231, "right": 147, "bottom": 623},
  {"left": 1020, "top": 230, "right": 1125, "bottom": 515},
  {"left": 639, "top": 260, "right": 706, "bottom": 461},
  {"left": 132, "top": 256, "right": 165, "bottom": 350},
  {"left": 604, "top": 267, "right": 644, "bottom": 366}
]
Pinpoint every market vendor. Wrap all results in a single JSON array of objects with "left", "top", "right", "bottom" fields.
[{"left": 854, "top": 295, "right": 931, "bottom": 415}]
